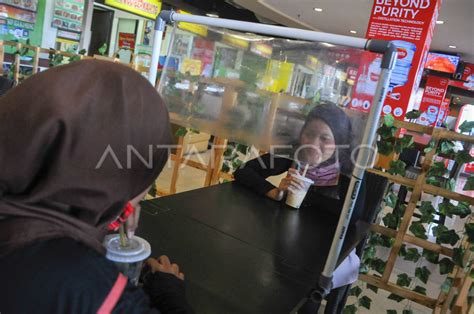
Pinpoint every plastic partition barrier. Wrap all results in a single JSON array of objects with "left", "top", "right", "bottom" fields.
[{"left": 158, "top": 25, "right": 382, "bottom": 171}]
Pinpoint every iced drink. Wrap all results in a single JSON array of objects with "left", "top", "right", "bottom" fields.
[
  {"left": 285, "top": 175, "right": 314, "bottom": 209},
  {"left": 104, "top": 234, "right": 151, "bottom": 286}
]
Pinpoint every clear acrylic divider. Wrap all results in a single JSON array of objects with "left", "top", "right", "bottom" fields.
[{"left": 158, "top": 24, "right": 383, "bottom": 173}]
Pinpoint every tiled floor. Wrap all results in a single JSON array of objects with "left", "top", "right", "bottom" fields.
[{"left": 154, "top": 149, "right": 467, "bottom": 313}]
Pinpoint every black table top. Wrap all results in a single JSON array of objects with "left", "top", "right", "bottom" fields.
[{"left": 138, "top": 182, "right": 369, "bottom": 314}]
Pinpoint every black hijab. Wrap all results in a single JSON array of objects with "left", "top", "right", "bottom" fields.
[{"left": 300, "top": 103, "right": 354, "bottom": 175}]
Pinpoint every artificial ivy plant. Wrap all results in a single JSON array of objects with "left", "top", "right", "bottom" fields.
[{"left": 344, "top": 113, "right": 473, "bottom": 313}]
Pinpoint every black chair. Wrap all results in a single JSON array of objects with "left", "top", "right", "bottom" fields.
[
  {"left": 0, "top": 76, "right": 15, "bottom": 96},
  {"left": 324, "top": 171, "right": 389, "bottom": 314}
]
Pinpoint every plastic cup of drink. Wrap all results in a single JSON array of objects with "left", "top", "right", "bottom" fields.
[
  {"left": 104, "top": 234, "right": 151, "bottom": 286},
  {"left": 285, "top": 175, "right": 314, "bottom": 209}
]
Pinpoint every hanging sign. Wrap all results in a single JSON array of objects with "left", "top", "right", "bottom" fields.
[
  {"left": 416, "top": 76, "right": 448, "bottom": 126},
  {"left": 250, "top": 42, "right": 272, "bottom": 59},
  {"left": 350, "top": 0, "right": 443, "bottom": 119},
  {"left": 177, "top": 10, "right": 208, "bottom": 37},
  {"left": 105, "top": 0, "right": 161, "bottom": 19},
  {"left": 222, "top": 33, "right": 249, "bottom": 49},
  {"left": 118, "top": 32, "right": 135, "bottom": 49},
  {"left": 435, "top": 97, "right": 450, "bottom": 127}
]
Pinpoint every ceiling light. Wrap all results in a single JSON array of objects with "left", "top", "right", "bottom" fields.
[
  {"left": 449, "top": 45, "right": 457, "bottom": 49},
  {"left": 206, "top": 13, "right": 219, "bottom": 18},
  {"left": 436, "top": 20, "right": 444, "bottom": 24},
  {"left": 314, "top": 7, "right": 323, "bottom": 12},
  {"left": 350, "top": 30, "right": 357, "bottom": 34}
]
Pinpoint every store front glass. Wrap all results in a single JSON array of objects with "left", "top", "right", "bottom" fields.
[{"left": 89, "top": 0, "right": 160, "bottom": 66}]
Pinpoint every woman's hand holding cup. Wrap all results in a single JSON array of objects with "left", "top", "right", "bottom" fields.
[
  {"left": 267, "top": 169, "right": 307, "bottom": 201},
  {"left": 279, "top": 168, "right": 306, "bottom": 193}
]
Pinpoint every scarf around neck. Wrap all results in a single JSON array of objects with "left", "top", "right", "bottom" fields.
[{"left": 304, "top": 162, "right": 340, "bottom": 186}]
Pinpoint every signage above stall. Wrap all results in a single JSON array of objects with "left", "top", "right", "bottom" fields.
[
  {"left": 250, "top": 42, "right": 272, "bottom": 58},
  {"left": 222, "top": 33, "right": 249, "bottom": 49},
  {"left": 177, "top": 10, "right": 208, "bottom": 37},
  {"left": 105, "top": 0, "right": 162, "bottom": 20},
  {"left": 305, "top": 56, "right": 319, "bottom": 70}
]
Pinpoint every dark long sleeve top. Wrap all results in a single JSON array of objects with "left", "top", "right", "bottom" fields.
[
  {"left": 0, "top": 237, "right": 194, "bottom": 314},
  {"left": 233, "top": 154, "right": 366, "bottom": 222}
]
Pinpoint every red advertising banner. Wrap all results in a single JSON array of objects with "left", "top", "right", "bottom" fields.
[
  {"left": 347, "top": 66, "right": 359, "bottom": 82},
  {"left": 436, "top": 97, "right": 450, "bottom": 127},
  {"left": 350, "top": 0, "right": 442, "bottom": 119},
  {"left": 448, "top": 79, "right": 474, "bottom": 92},
  {"left": 350, "top": 52, "right": 381, "bottom": 112},
  {"left": 462, "top": 63, "right": 474, "bottom": 80},
  {"left": 455, "top": 105, "right": 474, "bottom": 173},
  {"left": 118, "top": 32, "right": 135, "bottom": 49},
  {"left": 191, "top": 38, "right": 215, "bottom": 77},
  {"left": 458, "top": 62, "right": 474, "bottom": 90},
  {"left": 416, "top": 76, "right": 448, "bottom": 126}
]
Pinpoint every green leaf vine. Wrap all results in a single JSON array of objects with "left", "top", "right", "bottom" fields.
[{"left": 348, "top": 116, "right": 473, "bottom": 313}]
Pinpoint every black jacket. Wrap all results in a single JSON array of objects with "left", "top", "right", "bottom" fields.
[
  {"left": 0, "top": 237, "right": 193, "bottom": 314},
  {"left": 233, "top": 154, "right": 366, "bottom": 222}
]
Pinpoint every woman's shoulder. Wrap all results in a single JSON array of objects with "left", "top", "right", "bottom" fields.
[
  {"left": 1, "top": 238, "right": 118, "bottom": 304},
  {"left": 0, "top": 238, "right": 123, "bottom": 313},
  {"left": 0, "top": 237, "right": 156, "bottom": 313}
]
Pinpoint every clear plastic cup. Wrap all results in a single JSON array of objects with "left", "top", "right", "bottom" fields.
[
  {"left": 104, "top": 234, "right": 151, "bottom": 286},
  {"left": 285, "top": 175, "right": 314, "bottom": 209}
]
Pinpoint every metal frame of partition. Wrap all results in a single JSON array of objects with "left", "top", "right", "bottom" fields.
[{"left": 150, "top": 10, "right": 398, "bottom": 312}]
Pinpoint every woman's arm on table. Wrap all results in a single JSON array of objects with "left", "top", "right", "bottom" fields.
[{"left": 233, "top": 154, "right": 294, "bottom": 200}]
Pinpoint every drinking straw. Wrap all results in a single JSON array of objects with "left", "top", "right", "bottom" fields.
[
  {"left": 119, "top": 224, "right": 128, "bottom": 248},
  {"left": 302, "top": 164, "right": 309, "bottom": 177}
]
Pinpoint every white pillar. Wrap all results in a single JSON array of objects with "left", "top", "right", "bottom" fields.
[
  {"left": 41, "top": 0, "right": 58, "bottom": 49},
  {"left": 80, "top": 0, "right": 95, "bottom": 52}
]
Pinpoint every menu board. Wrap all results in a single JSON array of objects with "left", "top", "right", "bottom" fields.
[
  {"left": 0, "top": 0, "right": 45, "bottom": 46},
  {"left": 52, "top": 0, "right": 84, "bottom": 33},
  {"left": 0, "top": 0, "right": 38, "bottom": 12},
  {"left": 0, "top": 4, "right": 36, "bottom": 23}
]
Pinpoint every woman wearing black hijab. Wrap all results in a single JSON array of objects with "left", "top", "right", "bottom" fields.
[
  {"left": 234, "top": 103, "right": 364, "bottom": 290},
  {"left": 0, "top": 60, "right": 193, "bottom": 313}
]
